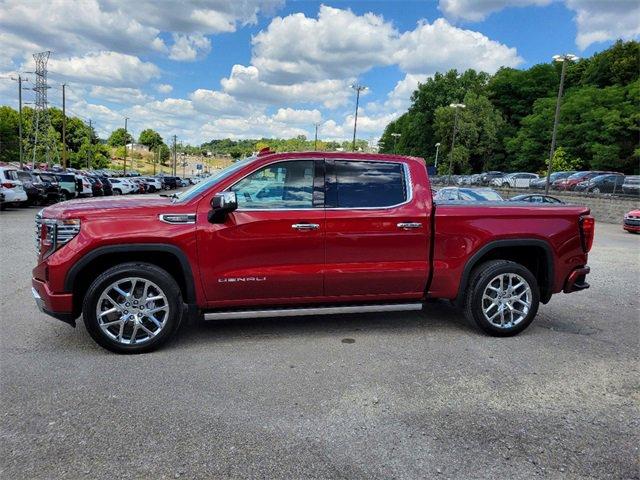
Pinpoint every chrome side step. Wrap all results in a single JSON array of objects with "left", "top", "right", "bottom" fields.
[{"left": 203, "top": 303, "right": 423, "bottom": 321}]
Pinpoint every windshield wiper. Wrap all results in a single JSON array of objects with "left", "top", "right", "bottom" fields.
[{"left": 159, "top": 193, "right": 179, "bottom": 199}]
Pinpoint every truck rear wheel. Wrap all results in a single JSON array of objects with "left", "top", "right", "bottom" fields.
[
  {"left": 82, "top": 262, "right": 184, "bottom": 353},
  {"left": 464, "top": 260, "right": 539, "bottom": 336}
]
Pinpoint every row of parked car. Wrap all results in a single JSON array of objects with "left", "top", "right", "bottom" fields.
[
  {"left": 0, "top": 164, "right": 194, "bottom": 210},
  {"left": 432, "top": 171, "right": 639, "bottom": 195}
]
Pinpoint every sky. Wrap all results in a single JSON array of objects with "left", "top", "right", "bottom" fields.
[{"left": 0, "top": 0, "right": 638, "bottom": 146}]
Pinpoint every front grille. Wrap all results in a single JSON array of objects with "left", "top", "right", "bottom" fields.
[
  {"left": 624, "top": 218, "right": 640, "bottom": 226},
  {"left": 35, "top": 212, "right": 42, "bottom": 253}
]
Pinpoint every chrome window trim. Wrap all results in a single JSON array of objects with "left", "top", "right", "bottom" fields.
[
  {"left": 230, "top": 158, "right": 413, "bottom": 212},
  {"left": 325, "top": 160, "right": 413, "bottom": 211}
]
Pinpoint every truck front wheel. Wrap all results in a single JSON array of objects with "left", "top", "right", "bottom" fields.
[
  {"left": 82, "top": 262, "right": 184, "bottom": 353},
  {"left": 464, "top": 260, "right": 539, "bottom": 336}
]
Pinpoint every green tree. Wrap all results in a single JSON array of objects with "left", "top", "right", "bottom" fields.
[
  {"left": 138, "top": 129, "right": 163, "bottom": 150},
  {"left": 0, "top": 106, "right": 20, "bottom": 163},
  {"left": 107, "top": 128, "right": 133, "bottom": 147},
  {"left": 433, "top": 92, "right": 506, "bottom": 174}
]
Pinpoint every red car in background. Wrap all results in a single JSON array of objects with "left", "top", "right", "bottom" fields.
[
  {"left": 554, "top": 171, "right": 606, "bottom": 191},
  {"left": 623, "top": 210, "right": 640, "bottom": 233}
]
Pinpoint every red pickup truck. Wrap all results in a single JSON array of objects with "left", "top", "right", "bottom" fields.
[{"left": 32, "top": 152, "right": 594, "bottom": 353}]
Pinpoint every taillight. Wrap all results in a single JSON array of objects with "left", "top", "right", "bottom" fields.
[
  {"left": 2, "top": 181, "right": 15, "bottom": 188},
  {"left": 579, "top": 215, "right": 595, "bottom": 253}
]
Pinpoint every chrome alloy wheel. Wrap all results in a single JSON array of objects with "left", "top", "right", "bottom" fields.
[
  {"left": 96, "top": 277, "right": 169, "bottom": 345},
  {"left": 481, "top": 273, "right": 532, "bottom": 329}
]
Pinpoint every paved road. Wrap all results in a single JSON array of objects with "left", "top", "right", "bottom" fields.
[{"left": 1, "top": 205, "right": 638, "bottom": 479}]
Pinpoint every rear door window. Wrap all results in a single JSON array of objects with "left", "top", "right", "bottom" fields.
[{"left": 327, "top": 160, "right": 407, "bottom": 208}]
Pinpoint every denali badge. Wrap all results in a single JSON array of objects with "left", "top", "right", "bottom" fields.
[{"left": 218, "top": 277, "right": 267, "bottom": 283}]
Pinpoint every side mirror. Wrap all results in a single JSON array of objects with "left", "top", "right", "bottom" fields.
[{"left": 208, "top": 191, "right": 238, "bottom": 223}]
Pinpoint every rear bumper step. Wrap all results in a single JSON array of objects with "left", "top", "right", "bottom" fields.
[{"left": 203, "top": 303, "right": 423, "bottom": 321}]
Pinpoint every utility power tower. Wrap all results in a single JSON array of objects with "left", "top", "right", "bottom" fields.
[{"left": 31, "top": 51, "right": 58, "bottom": 168}]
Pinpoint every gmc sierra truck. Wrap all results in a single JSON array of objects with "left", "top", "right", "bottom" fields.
[{"left": 32, "top": 151, "right": 594, "bottom": 353}]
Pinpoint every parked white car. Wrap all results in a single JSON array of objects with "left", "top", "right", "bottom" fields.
[
  {"left": 108, "top": 178, "right": 136, "bottom": 195},
  {"left": 140, "top": 177, "right": 162, "bottom": 193},
  {"left": 492, "top": 173, "right": 539, "bottom": 188},
  {"left": 0, "top": 167, "right": 28, "bottom": 208}
]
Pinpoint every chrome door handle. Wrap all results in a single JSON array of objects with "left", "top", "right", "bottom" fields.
[
  {"left": 292, "top": 223, "right": 320, "bottom": 230},
  {"left": 397, "top": 222, "right": 422, "bottom": 230}
]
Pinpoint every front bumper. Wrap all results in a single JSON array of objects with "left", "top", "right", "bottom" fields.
[
  {"left": 32, "top": 278, "right": 76, "bottom": 326},
  {"left": 563, "top": 266, "right": 590, "bottom": 294}
]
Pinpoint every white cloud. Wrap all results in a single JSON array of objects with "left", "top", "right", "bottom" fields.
[
  {"left": 394, "top": 18, "right": 522, "bottom": 74},
  {"left": 366, "top": 73, "right": 429, "bottom": 115},
  {"left": 273, "top": 107, "right": 322, "bottom": 124},
  {"left": 169, "top": 33, "right": 211, "bottom": 61},
  {"left": 438, "top": 0, "right": 639, "bottom": 49},
  {"left": 41, "top": 51, "right": 159, "bottom": 87},
  {"left": 90, "top": 86, "right": 152, "bottom": 105},
  {"left": 251, "top": 5, "right": 397, "bottom": 84},
  {"left": 439, "top": 0, "right": 551, "bottom": 22},
  {"left": 189, "top": 89, "right": 249, "bottom": 116},
  {"left": 221, "top": 64, "right": 352, "bottom": 108},
  {"left": 249, "top": 5, "right": 521, "bottom": 90},
  {"left": 0, "top": 0, "right": 284, "bottom": 67},
  {"left": 567, "top": 0, "right": 640, "bottom": 49},
  {"left": 156, "top": 84, "right": 173, "bottom": 94}
]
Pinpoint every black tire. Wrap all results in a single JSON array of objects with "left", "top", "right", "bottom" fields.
[
  {"left": 464, "top": 259, "right": 540, "bottom": 337},
  {"left": 502, "top": 182, "right": 509, "bottom": 188},
  {"left": 82, "top": 262, "right": 184, "bottom": 354},
  {"left": 148, "top": 186, "right": 156, "bottom": 193},
  {"left": 113, "top": 188, "right": 122, "bottom": 195}
]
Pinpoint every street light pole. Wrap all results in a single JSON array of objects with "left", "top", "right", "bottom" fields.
[
  {"left": 434, "top": 142, "right": 441, "bottom": 170},
  {"left": 350, "top": 84, "right": 367, "bottom": 151},
  {"left": 545, "top": 53, "right": 578, "bottom": 195},
  {"left": 390, "top": 133, "right": 401, "bottom": 154},
  {"left": 447, "top": 103, "right": 465, "bottom": 185}
]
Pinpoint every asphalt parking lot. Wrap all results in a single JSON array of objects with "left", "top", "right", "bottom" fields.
[{"left": 1, "top": 205, "right": 638, "bottom": 479}]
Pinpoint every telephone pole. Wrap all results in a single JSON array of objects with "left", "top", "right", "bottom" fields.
[
  {"left": 62, "top": 83, "right": 67, "bottom": 169},
  {"left": 123, "top": 117, "right": 129, "bottom": 175},
  {"left": 10, "top": 75, "right": 27, "bottom": 168},
  {"left": 350, "top": 84, "right": 367, "bottom": 151}
]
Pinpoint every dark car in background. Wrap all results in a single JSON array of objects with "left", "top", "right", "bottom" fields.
[
  {"left": 34, "top": 172, "right": 63, "bottom": 203},
  {"left": 95, "top": 175, "right": 113, "bottom": 196},
  {"left": 622, "top": 176, "right": 639, "bottom": 196},
  {"left": 530, "top": 171, "right": 575, "bottom": 190},
  {"left": 15, "top": 171, "right": 47, "bottom": 206},
  {"left": 160, "top": 176, "right": 178, "bottom": 189},
  {"left": 434, "top": 187, "right": 503, "bottom": 202},
  {"left": 480, "top": 171, "right": 503, "bottom": 185},
  {"left": 509, "top": 194, "right": 564, "bottom": 204},
  {"left": 574, "top": 174, "right": 625, "bottom": 194},
  {"left": 85, "top": 176, "right": 105, "bottom": 197}
]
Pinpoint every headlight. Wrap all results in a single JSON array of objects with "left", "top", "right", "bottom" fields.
[{"left": 35, "top": 213, "right": 81, "bottom": 256}]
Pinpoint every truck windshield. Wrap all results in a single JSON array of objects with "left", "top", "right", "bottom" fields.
[{"left": 173, "top": 157, "right": 255, "bottom": 203}]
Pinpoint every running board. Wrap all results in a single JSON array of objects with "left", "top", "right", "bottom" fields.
[{"left": 203, "top": 303, "right": 423, "bottom": 321}]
